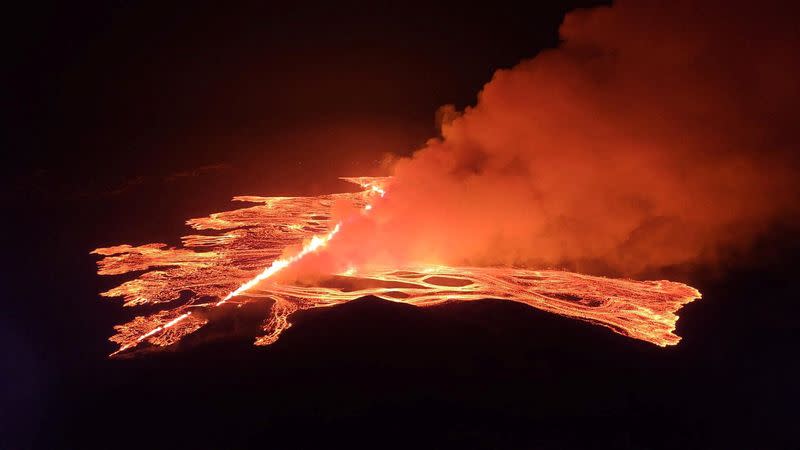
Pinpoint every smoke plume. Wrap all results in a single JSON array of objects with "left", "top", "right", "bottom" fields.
[{"left": 313, "top": 0, "right": 800, "bottom": 277}]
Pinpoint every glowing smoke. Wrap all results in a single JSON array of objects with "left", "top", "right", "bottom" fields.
[{"left": 320, "top": 0, "right": 800, "bottom": 276}]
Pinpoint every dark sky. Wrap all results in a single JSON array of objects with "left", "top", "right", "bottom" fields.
[
  {"left": 7, "top": 1, "right": 605, "bottom": 195},
  {"left": 4, "top": 1, "right": 798, "bottom": 449}
]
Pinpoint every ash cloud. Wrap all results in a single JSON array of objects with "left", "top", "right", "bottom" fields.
[{"left": 324, "top": 0, "right": 800, "bottom": 276}]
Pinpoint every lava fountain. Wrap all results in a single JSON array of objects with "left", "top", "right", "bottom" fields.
[{"left": 92, "top": 177, "right": 700, "bottom": 356}]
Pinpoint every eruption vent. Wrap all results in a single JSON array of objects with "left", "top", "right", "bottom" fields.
[{"left": 93, "top": 178, "right": 700, "bottom": 356}]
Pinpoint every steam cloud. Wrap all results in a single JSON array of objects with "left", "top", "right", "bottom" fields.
[{"left": 313, "top": 0, "right": 800, "bottom": 277}]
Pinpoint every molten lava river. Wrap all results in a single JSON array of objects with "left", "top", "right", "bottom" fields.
[{"left": 92, "top": 177, "right": 700, "bottom": 356}]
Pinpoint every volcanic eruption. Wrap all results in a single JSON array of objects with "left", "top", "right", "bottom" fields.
[{"left": 93, "top": 0, "right": 799, "bottom": 356}]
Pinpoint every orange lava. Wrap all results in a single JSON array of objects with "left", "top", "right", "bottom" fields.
[{"left": 92, "top": 177, "right": 700, "bottom": 356}]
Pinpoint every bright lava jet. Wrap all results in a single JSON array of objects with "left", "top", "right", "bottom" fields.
[{"left": 92, "top": 177, "right": 701, "bottom": 356}]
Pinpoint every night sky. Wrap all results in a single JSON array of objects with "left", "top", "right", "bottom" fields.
[{"left": 4, "top": 1, "right": 798, "bottom": 448}]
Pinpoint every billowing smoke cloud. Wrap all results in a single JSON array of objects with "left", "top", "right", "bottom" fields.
[{"left": 310, "top": 0, "right": 800, "bottom": 277}]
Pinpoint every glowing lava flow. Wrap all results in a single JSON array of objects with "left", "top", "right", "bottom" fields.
[
  {"left": 216, "top": 223, "right": 341, "bottom": 306},
  {"left": 216, "top": 179, "right": 383, "bottom": 305},
  {"left": 93, "top": 177, "right": 700, "bottom": 356},
  {"left": 106, "top": 224, "right": 343, "bottom": 355}
]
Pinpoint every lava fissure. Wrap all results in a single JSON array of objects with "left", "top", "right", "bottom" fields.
[{"left": 93, "top": 177, "right": 700, "bottom": 356}]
